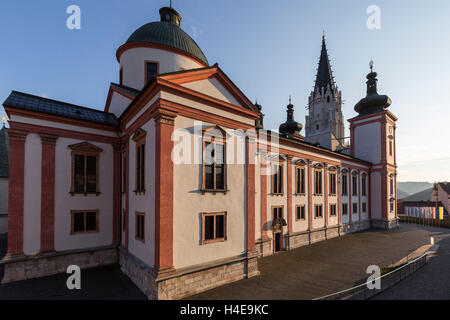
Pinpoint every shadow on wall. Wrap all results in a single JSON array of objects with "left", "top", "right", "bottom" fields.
[{"left": 0, "top": 237, "right": 6, "bottom": 281}]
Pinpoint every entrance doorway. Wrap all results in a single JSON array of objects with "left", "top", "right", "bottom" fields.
[{"left": 274, "top": 232, "right": 282, "bottom": 252}]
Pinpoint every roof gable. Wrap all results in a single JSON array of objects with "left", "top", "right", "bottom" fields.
[
  {"left": 159, "top": 65, "right": 260, "bottom": 114},
  {"left": 105, "top": 83, "right": 139, "bottom": 117}
]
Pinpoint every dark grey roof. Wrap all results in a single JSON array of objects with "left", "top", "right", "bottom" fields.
[
  {"left": 0, "top": 126, "right": 9, "bottom": 178},
  {"left": 126, "top": 21, "right": 208, "bottom": 65},
  {"left": 111, "top": 83, "right": 140, "bottom": 97},
  {"left": 439, "top": 182, "right": 450, "bottom": 194},
  {"left": 314, "top": 37, "right": 337, "bottom": 96},
  {"left": 3, "top": 91, "right": 119, "bottom": 127}
]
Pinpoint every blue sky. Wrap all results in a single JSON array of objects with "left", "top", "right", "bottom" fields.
[{"left": 0, "top": 0, "right": 449, "bottom": 182}]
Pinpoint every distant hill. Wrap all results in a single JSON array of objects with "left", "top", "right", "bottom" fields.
[
  {"left": 397, "top": 189, "right": 410, "bottom": 199},
  {"left": 397, "top": 182, "right": 433, "bottom": 197},
  {"left": 403, "top": 187, "right": 433, "bottom": 201}
]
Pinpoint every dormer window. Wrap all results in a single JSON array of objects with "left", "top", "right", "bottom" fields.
[{"left": 145, "top": 61, "right": 158, "bottom": 85}]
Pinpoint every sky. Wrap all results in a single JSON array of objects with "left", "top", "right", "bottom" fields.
[{"left": 0, "top": 0, "right": 449, "bottom": 182}]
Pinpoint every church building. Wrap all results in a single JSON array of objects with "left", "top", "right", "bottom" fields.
[{"left": 1, "top": 6, "right": 398, "bottom": 299}]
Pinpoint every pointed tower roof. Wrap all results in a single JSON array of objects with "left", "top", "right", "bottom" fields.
[{"left": 313, "top": 34, "right": 336, "bottom": 96}]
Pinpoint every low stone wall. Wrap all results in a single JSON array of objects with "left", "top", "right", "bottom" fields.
[
  {"left": 1, "top": 246, "right": 117, "bottom": 284},
  {"left": 259, "top": 221, "right": 372, "bottom": 256},
  {"left": 120, "top": 249, "right": 259, "bottom": 300},
  {"left": 371, "top": 218, "right": 399, "bottom": 230},
  {"left": 255, "top": 237, "right": 272, "bottom": 257}
]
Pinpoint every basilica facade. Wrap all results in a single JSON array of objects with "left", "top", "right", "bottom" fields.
[{"left": 1, "top": 6, "right": 398, "bottom": 299}]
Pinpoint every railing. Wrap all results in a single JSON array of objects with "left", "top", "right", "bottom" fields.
[{"left": 314, "top": 253, "right": 428, "bottom": 300}]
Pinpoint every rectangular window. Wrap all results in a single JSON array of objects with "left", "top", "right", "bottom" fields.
[
  {"left": 135, "top": 212, "right": 145, "bottom": 242},
  {"left": 72, "top": 154, "right": 99, "bottom": 194},
  {"left": 390, "top": 201, "right": 394, "bottom": 212},
  {"left": 314, "top": 170, "right": 323, "bottom": 195},
  {"left": 342, "top": 174, "right": 348, "bottom": 196},
  {"left": 203, "top": 141, "right": 226, "bottom": 191},
  {"left": 389, "top": 140, "right": 393, "bottom": 156},
  {"left": 146, "top": 62, "right": 158, "bottom": 84},
  {"left": 362, "top": 176, "right": 367, "bottom": 196},
  {"left": 136, "top": 143, "right": 145, "bottom": 193},
  {"left": 120, "top": 68, "right": 123, "bottom": 85},
  {"left": 330, "top": 204, "right": 337, "bottom": 216},
  {"left": 362, "top": 202, "right": 367, "bottom": 213},
  {"left": 353, "top": 203, "right": 358, "bottom": 214},
  {"left": 314, "top": 205, "right": 323, "bottom": 218},
  {"left": 329, "top": 172, "right": 336, "bottom": 195},
  {"left": 71, "top": 210, "right": 99, "bottom": 234},
  {"left": 272, "top": 165, "right": 283, "bottom": 194},
  {"left": 296, "top": 167, "right": 305, "bottom": 194},
  {"left": 273, "top": 206, "right": 283, "bottom": 220},
  {"left": 296, "top": 206, "right": 305, "bottom": 220},
  {"left": 352, "top": 175, "right": 358, "bottom": 196},
  {"left": 342, "top": 203, "right": 348, "bottom": 215},
  {"left": 389, "top": 177, "right": 394, "bottom": 196},
  {"left": 202, "top": 212, "right": 227, "bottom": 244}
]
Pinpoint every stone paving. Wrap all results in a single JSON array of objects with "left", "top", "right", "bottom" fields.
[
  {"left": 190, "top": 224, "right": 435, "bottom": 300},
  {"left": 373, "top": 225, "right": 450, "bottom": 300},
  {"left": 0, "top": 224, "right": 447, "bottom": 300}
]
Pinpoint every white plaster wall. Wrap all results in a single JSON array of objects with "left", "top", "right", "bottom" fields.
[
  {"left": 108, "top": 91, "right": 132, "bottom": 118},
  {"left": 328, "top": 195, "right": 338, "bottom": 226},
  {"left": 127, "top": 120, "right": 156, "bottom": 267},
  {"left": 182, "top": 78, "right": 243, "bottom": 108},
  {"left": 370, "top": 172, "right": 382, "bottom": 220},
  {"left": 54, "top": 138, "right": 114, "bottom": 251},
  {"left": 120, "top": 47, "right": 204, "bottom": 90},
  {"left": 23, "top": 134, "right": 41, "bottom": 255},
  {"left": 354, "top": 122, "right": 381, "bottom": 164},
  {"left": 173, "top": 116, "right": 246, "bottom": 269}
]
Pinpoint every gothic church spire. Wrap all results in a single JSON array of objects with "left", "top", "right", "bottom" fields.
[{"left": 313, "top": 34, "right": 336, "bottom": 97}]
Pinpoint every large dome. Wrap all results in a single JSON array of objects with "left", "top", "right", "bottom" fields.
[{"left": 124, "top": 7, "right": 208, "bottom": 65}]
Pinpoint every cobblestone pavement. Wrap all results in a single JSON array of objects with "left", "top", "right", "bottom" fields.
[
  {"left": 373, "top": 225, "right": 450, "bottom": 300},
  {"left": 190, "top": 224, "right": 437, "bottom": 300}
]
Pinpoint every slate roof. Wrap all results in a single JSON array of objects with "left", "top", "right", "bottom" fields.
[
  {"left": 0, "top": 125, "right": 9, "bottom": 178},
  {"left": 3, "top": 91, "right": 119, "bottom": 127},
  {"left": 111, "top": 83, "right": 140, "bottom": 97},
  {"left": 439, "top": 182, "right": 450, "bottom": 194},
  {"left": 314, "top": 37, "right": 337, "bottom": 96}
]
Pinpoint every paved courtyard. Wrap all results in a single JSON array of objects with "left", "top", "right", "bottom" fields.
[
  {"left": 190, "top": 224, "right": 441, "bottom": 300},
  {"left": 373, "top": 225, "right": 450, "bottom": 300},
  {"left": 0, "top": 224, "right": 447, "bottom": 300}
]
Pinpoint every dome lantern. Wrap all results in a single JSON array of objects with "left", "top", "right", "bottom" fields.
[{"left": 159, "top": 6, "right": 182, "bottom": 27}]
